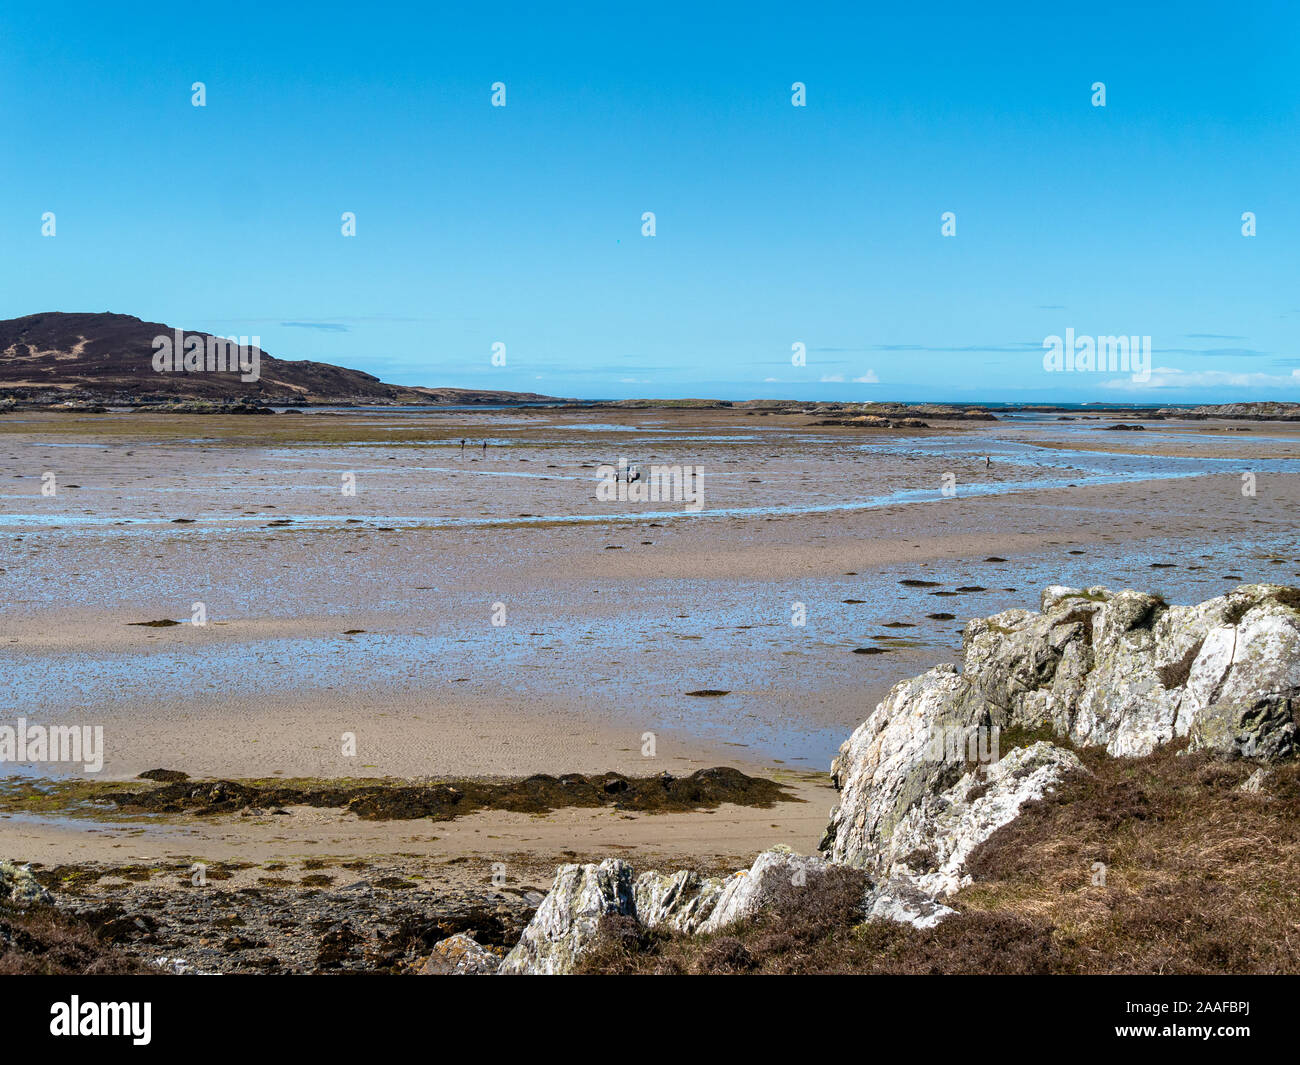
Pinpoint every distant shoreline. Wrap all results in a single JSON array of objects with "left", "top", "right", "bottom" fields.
[{"left": 3, "top": 394, "right": 1299, "bottom": 421}]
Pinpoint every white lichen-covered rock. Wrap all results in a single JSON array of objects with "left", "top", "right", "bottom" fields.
[
  {"left": 962, "top": 584, "right": 1300, "bottom": 761},
  {"left": 498, "top": 859, "right": 634, "bottom": 975},
  {"left": 824, "top": 664, "right": 989, "bottom": 870},
  {"left": 1181, "top": 594, "right": 1300, "bottom": 760},
  {"left": 699, "top": 846, "right": 830, "bottom": 934},
  {"left": 499, "top": 852, "right": 817, "bottom": 971},
  {"left": 633, "top": 869, "right": 724, "bottom": 934},
  {"left": 825, "top": 690, "right": 1083, "bottom": 892},
  {"left": 420, "top": 933, "right": 502, "bottom": 975},
  {"left": 891, "top": 742, "right": 1086, "bottom": 896},
  {"left": 865, "top": 876, "right": 958, "bottom": 929},
  {"left": 0, "top": 860, "right": 53, "bottom": 906}
]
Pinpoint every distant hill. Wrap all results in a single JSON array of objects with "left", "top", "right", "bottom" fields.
[{"left": 0, "top": 312, "right": 566, "bottom": 406}]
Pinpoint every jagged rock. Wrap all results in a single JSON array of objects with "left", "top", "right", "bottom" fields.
[
  {"left": 498, "top": 859, "right": 634, "bottom": 975},
  {"left": 824, "top": 678, "right": 1083, "bottom": 894},
  {"left": 0, "top": 860, "right": 54, "bottom": 906},
  {"left": 865, "top": 876, "right": 958, "bottom": 929},
  {"left": 699, "top": 846, "right": 830, "bottom": 933},
  {"left": 633, "top": 869, "right": 724, "bottom": 933},
  {"left": 891, "top": 742, "right": 1085, "bottom": 896},
  {"left": 420, "top": 933, "right": 501, "bottom": 975},
  {"left": 962, "top": 584, "right": 1300, "bottom": 761},
  {"left": 501, "top": 850, "right": 820, "bottom": 970},
  {"left": 824, "top": 664, "right": 989, "bottom": 870}
]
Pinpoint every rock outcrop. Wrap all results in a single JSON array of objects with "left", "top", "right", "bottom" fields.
[
  {"left": 864, "top": 877, "right": 957, "bottom": 929},
  {"left": 829, "top": 740, "right": 1085, "bottom": 895},
  {"left": 500, "top": 848, "right": 828, "bottom": 973},
  {"left": 820, "top": 656, "right": 1085, "bottom": 888},
  {"left": 963, "top": 584, "right": 1300, "bottom": 761},
  {"left": 1157, "top": 402, "right": 1300, "bottom": 421},
  {"left": 700, "top": 847, "right": 831, "bottom": 933},
  {"left": 498, "top": 859, "right": 635, "bottom": 975},
  {"left": 814, "top": 414, "right": 932, "bottom": 429},
  {"left": 633, "top": 869, "right": 725, "bottom": 934},
  {"left": 823, "top": 664, "right": 988, "bottom": 874},
  {"left": 0, "top": 860, "right": 53, "bottom": 906},
  {"left": 1240, "top": 768, "right": 1271, "bottom": 795}
]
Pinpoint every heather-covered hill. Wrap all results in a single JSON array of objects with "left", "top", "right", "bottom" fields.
[{"left": 0, "top": 312, "right": 563, "bottom": 406}]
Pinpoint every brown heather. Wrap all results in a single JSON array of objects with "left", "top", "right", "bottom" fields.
[{"left": 0, "top": 904, "right": 152, "bottom": 975}]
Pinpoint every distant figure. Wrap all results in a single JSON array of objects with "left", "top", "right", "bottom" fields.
[
  {"left": 482, "top": 440, "right": 487, "bottom": 456},
  {"left": 985, "top": 456, "right": 991, "bottom": 468},
  {"left": 460, "top": 438, "right": 466, "bottom": 456}
]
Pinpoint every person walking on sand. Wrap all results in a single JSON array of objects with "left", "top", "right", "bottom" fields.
[
  {"left": 985, "top": 456, "right": 991, "bottom": 468},
  {"left": 460, "top": 438, "right": 466, "bottom": 457},
  {"left": 482, "top": 440, "right": 487, "bottom": 457}
]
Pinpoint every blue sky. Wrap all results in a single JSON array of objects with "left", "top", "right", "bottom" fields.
[{"left": 1, "top": 2, "right": 1297, "bottom": 402}]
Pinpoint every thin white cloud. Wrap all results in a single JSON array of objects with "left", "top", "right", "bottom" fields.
[{"left": 1100, "top": 367, "right": 1300, "bottom": 390}]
